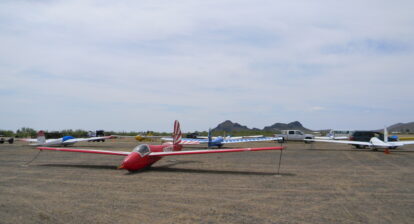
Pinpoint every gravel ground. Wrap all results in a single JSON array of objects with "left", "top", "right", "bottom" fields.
[{"left": 0, "top": 139, "right": 413, "bottom": 224}]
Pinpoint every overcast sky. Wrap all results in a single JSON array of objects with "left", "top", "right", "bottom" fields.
[{"left": 0, "top": 0, "right": 413, "bottom": 132}]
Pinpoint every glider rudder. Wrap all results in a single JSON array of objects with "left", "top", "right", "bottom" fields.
[{"left": 173, "top": 120, "right": 182, "bottom": 145}]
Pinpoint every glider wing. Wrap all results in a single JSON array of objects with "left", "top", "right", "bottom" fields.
[
  {"left": 37, "top": 147, "right": 130, "bottom": 156},
  {"left": 149, "top": 146, "right": 283, "bottom": 157}
]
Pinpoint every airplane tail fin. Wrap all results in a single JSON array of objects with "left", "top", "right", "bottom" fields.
[
  {"left": 384, "top": 127, "right": 388, "bottom": 143},
  {"left": 208, "top": 128, "right": 213, "bottom": 147},
  {"left": 37, "top": 130, "right": 46, "bottom": 144},
  {"left": 328, "top": 130, "right": 334, "bottom": 139},
  {"left": 172, "top": 120, "right": 182, "bottom": 145}
]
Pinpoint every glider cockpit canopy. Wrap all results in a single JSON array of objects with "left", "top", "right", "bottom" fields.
[{"left": 133, "top": 144, "right": 151, "bottom": 156}]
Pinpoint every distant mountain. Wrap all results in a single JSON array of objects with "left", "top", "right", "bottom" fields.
[
  {"left": 263, "top": 121, "right": 311, "bottom": 132},
  {"left": 211, "top": 120, "right": 311, "bottom": 133},
  {"left": 387, "top": 122, "right": 414, "bottom": 133},
  {"left": 211, "top": 120, "right": 414, "bottom": 134},
  {"left": 212, "top": 120, "right": 253, "bottom": 132}
]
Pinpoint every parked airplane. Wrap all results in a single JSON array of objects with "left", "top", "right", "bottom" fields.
[
  {"left": 113, "top": 134, "right": 166, "bottom": 142},
  {"left": 36, "top": 121, "right": 284, "bottom": 172},
  {"left": 314, "top": 130, "right": 350, "bottom": 140},
  {"left": 306, "top": 128, "right": 414, "bottom": 150},
  {"left": 194, "top": 135, "right": 264, "bottom": 140},
  {"left": 22, "top": 131, "right": 114, "bottom": 146},
  {"left": 162, "top": 129, "right": 282, "bottom": 148}
]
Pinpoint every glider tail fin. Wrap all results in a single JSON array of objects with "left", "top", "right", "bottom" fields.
[
  {"left": 208, "top": 128, "right": 213, "bottom": 148},
  {"left": 384, "top": 127, "right": 388, "bottom": 143},
  {"left": 37, "top": 130, "right": 46, "bottom": 145},
  {"left": 172, "top": 120, "right": 182, "bottom": 145}
]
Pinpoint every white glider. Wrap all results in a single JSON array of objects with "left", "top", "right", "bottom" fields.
[
  {"left": 21, "top": 131, "right": 113, "bottom": 147},
  {"left": 307, "top": 128, "right": 414, "bottom": 150}
]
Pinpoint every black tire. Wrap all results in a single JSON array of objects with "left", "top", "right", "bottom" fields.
[
  {"left": 304, "top": 137, "right": 312, "bottom": 144},
  {"left": 8, "top": 138, "right": 14, "bottom": 144}
]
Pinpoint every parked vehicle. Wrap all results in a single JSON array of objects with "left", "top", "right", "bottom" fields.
[
  {"left": 0, "top": 136, "right": 14, "bottom": 144},
  {"left": 350, "top": 131, "right": 398, "bottom": 148},
  {"left": 88, "top": 130, "right": 106, "bottom": 142},
  {"left": 275, "top": 130, "right": 314, "bottom": 143}
]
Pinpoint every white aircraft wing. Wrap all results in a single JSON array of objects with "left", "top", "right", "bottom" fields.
[
  {"left": 161, "top": 137, "right": 206, "bottom": 145},
  {"left": 20, "top": 138, "right": 38, "bottom": 143},
  {"left": 314, "top": 136, "right": 349, "bottom": 140},
  {"left": 222, "top": 137, "right": 282, "bottom": 144},
  {"left": 63, "top": 136, "right": 113, "bottom": 144},
  {"left": 242, "top": 135, "right": 264, "bottom": 138},
  {"left": 388, "top": 140, "right": 414, "bottom": 147},
  {"left": 307, "top": 139, "right": 373, "bottom": 146}
]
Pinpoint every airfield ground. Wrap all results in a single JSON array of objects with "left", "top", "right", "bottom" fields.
[{"left": 0, "top": 139, "right": 413, "bottom": 224}]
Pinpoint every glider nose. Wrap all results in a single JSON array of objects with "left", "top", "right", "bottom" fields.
[{"left": 119, "top": 152, "right": 148, "bottom": 172}]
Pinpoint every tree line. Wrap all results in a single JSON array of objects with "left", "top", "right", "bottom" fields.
[
  {"left": 0, "top": 127, "right": 171, "bottom": 138},
  {"left": 0, "top": 127, "right": 278, "bottom": 138}
]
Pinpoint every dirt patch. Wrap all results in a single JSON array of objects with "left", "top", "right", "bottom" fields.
[{"left": 0, "top": 139, "right": 413, "bottom": 223}]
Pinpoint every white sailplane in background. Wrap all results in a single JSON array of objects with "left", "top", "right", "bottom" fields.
[
  {"left": 314, "top": 130, "right": 349, "bottom": 140},
  {"left": 306, "top": 128, "right": 414, "bottom": 150},
  {"left": 162, "top": 129, "right": 282, "bottom": 148},
  {"left": 21, "top": 131, "right": 114, "bottom": 147}
]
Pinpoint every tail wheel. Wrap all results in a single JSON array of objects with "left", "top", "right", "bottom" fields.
[{"left": 278, "top": 138, "right": 285, "bottom": 144}]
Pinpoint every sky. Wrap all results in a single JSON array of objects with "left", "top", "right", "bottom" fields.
[{"left": 0, "top": 0, "right": 413, "bottom": 132}]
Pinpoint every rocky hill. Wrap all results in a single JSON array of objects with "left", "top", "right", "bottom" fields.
[
  {"left": 210, "top": 120, "right": 414, "bottom": 134},
  {"left": 211, "top": 120, "right": 255, "bottom": 132},
  {"left": 212, "top": 120, "right": 311, "bottom": 133},
  {"left": 387, "top": 122, "right": 414, "bottom": 133},
  {"left": 263, "top": 121, "right": 311, "bottom": 132}
]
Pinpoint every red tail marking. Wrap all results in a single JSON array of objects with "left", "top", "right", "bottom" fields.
[{"left": 173, "top": 120, "right": 182, "bottom": 145}]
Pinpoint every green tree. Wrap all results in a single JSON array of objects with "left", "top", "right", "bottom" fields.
[
  {"left": 0, "top": 130, "right": 14, "bottom": 137},
  {"left": 16, "top": 127, "right": 36, "bottom": 138}
]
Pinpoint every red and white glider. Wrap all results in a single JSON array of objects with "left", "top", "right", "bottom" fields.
[{"left": 37, "top": 121, "right": 284, "bottom": 172}]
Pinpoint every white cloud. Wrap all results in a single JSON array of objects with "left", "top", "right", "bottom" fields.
[
  {"left": 309, "top": 106, "right": 326, "bottom": 112},
  {"left": 0, "top": 0, "right": 413, "bottom": 131}
]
